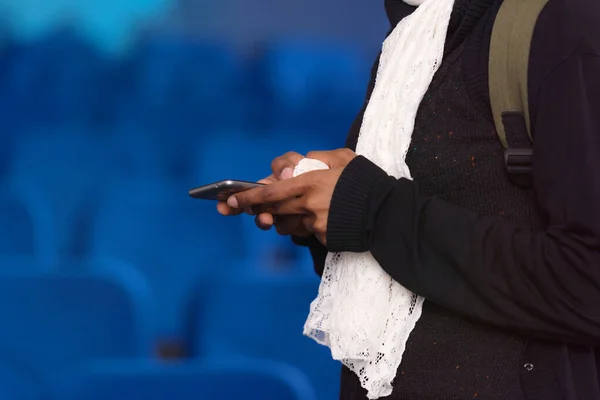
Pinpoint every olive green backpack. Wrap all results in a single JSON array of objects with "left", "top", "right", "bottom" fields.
[{"left": 489, "top": 0, "right": 549, "bottom": 187}]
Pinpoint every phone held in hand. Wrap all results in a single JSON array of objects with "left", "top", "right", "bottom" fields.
[{"left": 188, "top": 180, "right": 265, "bottom": 201}]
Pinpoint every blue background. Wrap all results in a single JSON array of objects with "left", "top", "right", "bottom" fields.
[{"left": 0, "top": 1, "right": 385, "bottom": 398}]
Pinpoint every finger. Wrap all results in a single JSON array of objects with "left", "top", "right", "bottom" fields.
[
  {"left": 258, "top": 175, "right": 275, "bottom": 185},
  {"left": 254, "top": 196, "right": 307, "bottom": 216},
  {"left": 257, "top": 212, "right": 274, "bottom": 226},
  {"left": 255, "top": 214, "right": 273, "bottom": 231},
  {"left": 302, "top": 214, "right": 316, "bottom": 234},
  {"left": 274, "top": 214, "right": 303, "bottom": 235},
  {"left": 304, "top": 150, "right": 333, "bottom": 167},
  {"left": 217, "top": 202, "right": 243, "bottom": 216},
  {"left": 245, "top": 176, "right": 273, "bottom": 214},
  {"left": 280, "top": 167, "right": 294, "bottom": 180},
  {"left": 316, "top": 232, "right": 326, "bottom": 245},
  {"left": 271, "top": 152, "right": 304, "bottom": 180},
  {"left": 301, "top": 214, "right": 326, "bottom": 244},
  {"left": 228, "top": 176, "right": 307, "bottom": 209}
]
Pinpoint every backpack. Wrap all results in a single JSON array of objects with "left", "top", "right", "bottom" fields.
[{"left": 489, "top": 0, "right": 550, "bottom": 187}]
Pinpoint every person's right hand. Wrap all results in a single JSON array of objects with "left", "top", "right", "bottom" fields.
[
  {"left": 247, "top": 148, "right": 356, "bottom": 237},
  {"left": 235, "top": 148, "right": 356, "bottom": 238},
  {"left": 216, "top": 151, "right": 312, "bottom": 237},
  {"left": 253, "top": 151, "right": 312, "bottom": 237},
  {"left": 218, "top": 148, "right": 355, "bottom": 238}
]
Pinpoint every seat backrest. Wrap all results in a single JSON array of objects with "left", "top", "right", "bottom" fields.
[
  {"left": 9, "top": 131, "right": 126, "bottom": 255},
  {"left": 130, "top": 37, "right": 245, "bottom": 132},
  {"left": 0, "top": 260, "right": 154, "bottom": 384},
  {"left": 53, "top": 358, "right": 317, "bottom": 400},
  {"left": 1, "top": 28, "right": 102, "bottom": 124},
  {"left": 91, "top": 179, "right": 241, "bottom": 337},
  {"left": 133, "top": 38, "right": 242, "bottom": 105},
  {"left": 0, "top": 194, "right": 34, "bottom": 255},
  {"left": 0, "top": 358, "right": 45, "bottom": 400},
  {"left": 0, "top": 179, "right": 56, "bottom": 266},
  {"left": 192, "top": 274, "right": 341, "bottom": 400},
  {"left": 262, "top": 40, "right": 368, "bottom": 111}
]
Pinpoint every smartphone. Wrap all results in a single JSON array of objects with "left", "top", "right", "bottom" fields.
[{"left": 188, "top": 180, "right": 265, "bottom": 201}]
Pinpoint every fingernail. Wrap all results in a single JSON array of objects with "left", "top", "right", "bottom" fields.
[
  {"left": 227, "top": 196, "right": 239, "bottom": 208},
  {"left": 280, "top": 167, "right": 293, "bottom": 180}
]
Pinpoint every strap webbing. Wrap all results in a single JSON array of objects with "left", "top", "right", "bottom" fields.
[{"left": 489, "top": 0, "right": 549, "bottom": 148}]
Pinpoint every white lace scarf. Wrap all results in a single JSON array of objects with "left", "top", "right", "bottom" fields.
[{"left": 299, "top": 0, "right": 456, "bottom": 398}]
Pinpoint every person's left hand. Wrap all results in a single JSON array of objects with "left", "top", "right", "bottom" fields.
[{"left": 227, "top": 167, "right": 345, "bottom": 245}]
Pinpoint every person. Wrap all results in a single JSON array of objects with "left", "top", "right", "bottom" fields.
[{"left": 218, "top": 0, "right": 600, "bottom": 398}]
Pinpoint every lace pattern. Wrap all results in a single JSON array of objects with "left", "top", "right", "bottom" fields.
[{"left": 299, "top": 0, "right": 456, "bottom": 397}]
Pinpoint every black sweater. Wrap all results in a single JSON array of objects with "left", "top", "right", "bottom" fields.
[{"left": 295, "top": 0, "right": 600, "bottom": 398}]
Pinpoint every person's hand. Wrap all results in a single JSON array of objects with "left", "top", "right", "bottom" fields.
[
  {"left": 227, "top": 148, "right": 357, "bottom": 244},
  {"left": 227, "top": 168, "right": 345, "bottom": 245},
  {"left": 251, "top": 149, "right": 355, "bottom": 236},
  {"left": 216, "top": 151, "right": 304, "bottom": 217},
  {"left": 216, "top": 152, "right": 312, "bottom": 238}
]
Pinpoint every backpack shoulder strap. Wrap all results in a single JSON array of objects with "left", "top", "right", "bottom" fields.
[{"left": 489, "top": 0, "right": 549, "bottom": 149}]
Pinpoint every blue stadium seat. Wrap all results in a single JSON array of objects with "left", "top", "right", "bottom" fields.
[
  {"left": 9, "top": 130, "right": 141, "bottom": 256},
  {"left": 132, "top": 36, "right": 242, "bottom": 101},
  {"left": 260, "top": 40, "right": 370, "bottom": 132},
  {"left": 91, "top": 179, "right": 241, "bottom": 338},
  {"left": 129, "top": 36, "right": 245, "bottom": 131},
  {"left": 0, "top": 28, "right": 105, "bottom": 127},
  {"left": 0, "top": 261, "right": 154, "bottom": 386},
  {"left": 262, "top": 40, "right": 365, "bottom": 107},
  {"left": 0, "top": 179, "right": 56, "bottom": 266},
  {"left": 0, "top": 358, "right": 45, "bottom": 400},
  {"left": 0, "top": 355, "right": 47, "bottom": 400},
  {"left": 53, "top": 358, "right": 317, "bottom": 400},
  {"left": 124, "top": 37, "right": 248, "bottom": 181},
  {"left": 107, "top": 125, "right": 170, "bottom": 179},
  {"left": 189, "top": 274, "right": 341, "bottom": 400}
]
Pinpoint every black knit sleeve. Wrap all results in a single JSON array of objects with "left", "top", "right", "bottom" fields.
[{"left": 326, "top": 53, "right": 600, "bottom": 345}]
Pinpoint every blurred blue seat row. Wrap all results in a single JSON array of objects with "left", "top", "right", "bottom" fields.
[
  {"left": 0, "top": 358, "right": 317, "bottom": 400},
  {"left": 0, "top": 29, "right": 368, "bottom": 135},
  {"left": 188, "top": 273, "right": 341, "bottom": 400},
  {"left": 0, "top": 261, "right": 153, "bottom": 385},
  {"left": 0, "top": 33, "right": 367, "bottom": 189},
  {"left": 53, "top": 359, "right": 317, "bottom": 400},
  {"left": 0, "top": 28, "right": 367, "bottom": 399},
  {"left": 0, "top": 259, "right": 336, "bottom": 399},
  {"left": 1, "top": 130, "right": 332, "bottom": 336}
]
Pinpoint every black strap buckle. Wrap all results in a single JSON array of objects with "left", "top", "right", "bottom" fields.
[{"left": 504, "top": 148, "right": 533, "bottom": 188}]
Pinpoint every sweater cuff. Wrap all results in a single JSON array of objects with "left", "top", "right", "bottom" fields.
[{"left": 326, "top": 155, "right": 389, "bottom": 252}]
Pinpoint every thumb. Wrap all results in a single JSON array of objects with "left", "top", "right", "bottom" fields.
[
  {"left": 258, "top": 171, "right": 293, "bottom": 184},
  {"left": 280, "top": 167, "right": 294, "bottom": 180},
  {"left": 258, "top": 175, "right": 275, "bottom": 185},
  {"left": 271, "top": 151, "right": 304, "bottom": 180}
]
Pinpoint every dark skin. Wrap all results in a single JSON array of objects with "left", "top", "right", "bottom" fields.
[{"left": 217, "top": 148, "right": 357, "bottom": 245}]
